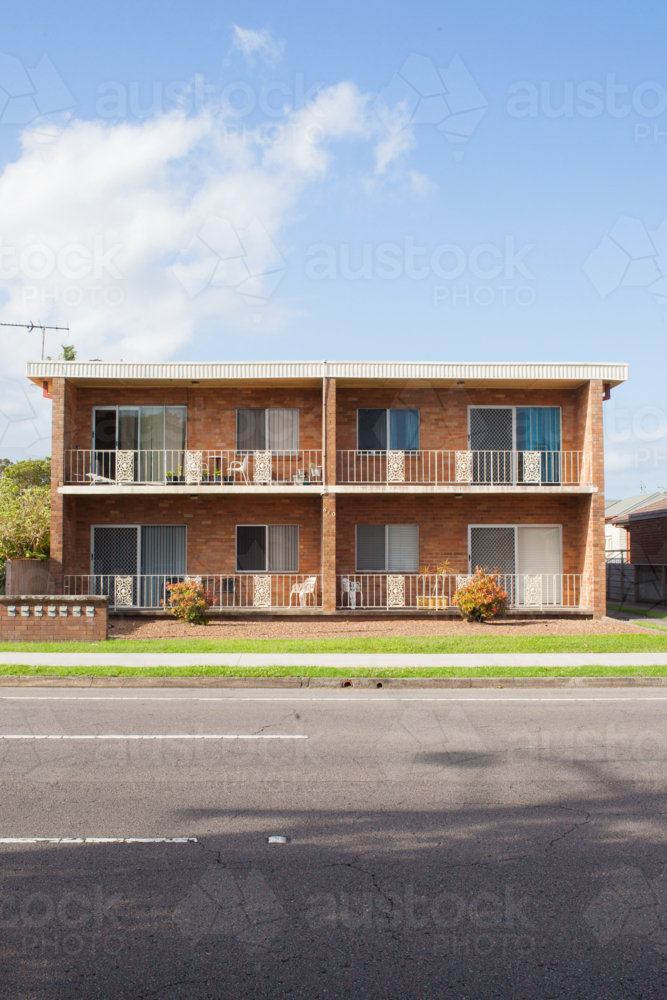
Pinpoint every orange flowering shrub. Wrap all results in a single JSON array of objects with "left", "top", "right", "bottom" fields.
[
  {"left": 453, "top": 566, "right": 509, "bottom": 623},
  {"left": 162, "top": 579, "right": 211, "bottom": 625}
]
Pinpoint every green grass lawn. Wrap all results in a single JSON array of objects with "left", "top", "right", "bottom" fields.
[
  {"left": 1, "top": 635, "right": 667, "bottom": 654},
  {"left": 1, "top": 663, "right": 667, "bottom": 678}
]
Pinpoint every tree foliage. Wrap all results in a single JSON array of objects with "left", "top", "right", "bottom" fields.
[
  {"left": 2, "top": 458, "right": 51, "bottom": 489},
  {"left": 0, "top": 478, "right": 51, "bottom": 559}
]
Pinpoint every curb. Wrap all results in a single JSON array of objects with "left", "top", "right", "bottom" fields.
[{"left": 1, "top": 675, "right": 667, "bottom": 688}]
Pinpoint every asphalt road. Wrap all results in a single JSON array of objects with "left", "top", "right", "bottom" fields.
[{"left": 1, "top": 687, "right": 667, "bottom": 999}]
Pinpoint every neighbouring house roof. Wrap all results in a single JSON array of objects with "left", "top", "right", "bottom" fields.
[
  {"left": 612, "top": 494, "right": 667, "bottom": 525},
  {"left": 606, "top": 493, "right": 664, "bottom": 521},
  {"left": 25, "top": 360, "right": 629, "bottom": 389}
]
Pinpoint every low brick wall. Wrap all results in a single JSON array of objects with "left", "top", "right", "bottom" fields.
[{"left": 0, "top": 596, "right": 108, "bottom": 642}]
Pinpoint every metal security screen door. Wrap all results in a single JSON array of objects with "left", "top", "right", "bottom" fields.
[
  {"left": 469, "top": 526, "right": 516, "bottom": 603},
  {"left": 91, "top": 525, "right": 186, "bottom": 607},
  {"left": 469, "top": 408, "right": 514, "bottom": 484}
]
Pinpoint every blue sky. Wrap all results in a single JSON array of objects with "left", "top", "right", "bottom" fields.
[{"left": 0, "top": 0, "right": 665, "bottom": 497}]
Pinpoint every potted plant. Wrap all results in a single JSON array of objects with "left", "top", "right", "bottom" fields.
[
  {"left": 309, "top": 462, "right": 322, "bottom": 480},
  {"left": 433, "top": 559, "right": 451, "bottom": 608},
  {"left": 293, "top": 469, "right": 305, "bottom": 485}
]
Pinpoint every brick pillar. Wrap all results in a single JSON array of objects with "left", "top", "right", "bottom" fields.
[
  {"left": 323, "top": 377, "right": 336, "bottom": 486},
  {"left": 322, "top": 492, "right": 337, "bottom": 611},
  {"left": 577, "top": 380, "right": 605, "bottom": 617},
  {"left": 50, "top": 378, "right": 76, "bottom": 593}
]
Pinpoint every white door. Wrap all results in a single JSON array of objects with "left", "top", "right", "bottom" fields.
[{"left": 517, "top": 527, "right": 562, "bottom": 605}]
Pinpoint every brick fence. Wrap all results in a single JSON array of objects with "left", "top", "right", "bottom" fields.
[{"left": 0, "top": 596, "right": 108, "bottom": 642}]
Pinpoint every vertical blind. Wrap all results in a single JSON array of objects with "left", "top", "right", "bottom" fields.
[
  {"left": 356, "top": 525, "right": 419, "bottom": 571},
  {"left": 516, "top": 407, "right": 561, "bottom": 452},
  {"left": 358, "top": 409, "right": 420, "bottom": 450},
  {"left": 236, "top": 525, "right": 299, "bottom": 571},
  {"left": 236, "top": 409, "right": 299, "bottom": 451},
  {"left": 141, "top": 525, "right": 187, "bottom": 575}
]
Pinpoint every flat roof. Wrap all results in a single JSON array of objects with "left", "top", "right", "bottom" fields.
[{"left": 26, "top": 360, "right": 629, "bottom": 389}]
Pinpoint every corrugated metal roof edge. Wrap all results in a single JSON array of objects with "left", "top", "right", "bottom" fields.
[{"left": 25, "top": 360, "right": 630, "bottom": 382}]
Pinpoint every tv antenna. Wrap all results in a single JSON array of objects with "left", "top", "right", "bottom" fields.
[{"left": 0, "top": 320, "right": 70, "bottom": 360}]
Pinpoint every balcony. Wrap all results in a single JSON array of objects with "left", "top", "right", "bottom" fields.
[
  {"left": 336, "top": 574, "right": 584, "bottom": 610},
  {"left": 336, "top": 451, "right": 589, "bottom": 488},
  {"left": 64, "top": 450, "right": 323, "bottom": 488},
  {"left": 64, "top": 574, "right": 322, "bottom": 610}
]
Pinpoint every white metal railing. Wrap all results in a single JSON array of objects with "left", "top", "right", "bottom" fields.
[
  {"left": 336, "top": 574, "right": 584, "bottom": 609},
  {"left": 336, "top": 451, "right": 588, "bottom": 485},
  {"left": 64, "top": 575, "right": 322, "bottom": 610},
  {"left": 65, "top": 450, "right": 323, "bottom": 486}
]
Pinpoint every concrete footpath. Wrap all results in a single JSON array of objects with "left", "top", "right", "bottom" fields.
[{"left": 0, "top": 652, "right": 667, "bottom": 668}]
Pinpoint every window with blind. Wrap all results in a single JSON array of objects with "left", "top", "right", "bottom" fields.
[
  {"left": 357, "top": 409, "right": 419, "bottom": 451},
  {"left": 236, "top": 409, "right": 299, "bottom": 451},
  {"left": 236, "top": 525, "right": 299, "bottom": 572},
  {"left": 356, "top": 525, "right": 419, "bottom": 572}
]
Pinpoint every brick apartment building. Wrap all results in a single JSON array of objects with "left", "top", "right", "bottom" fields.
[{"left": 27, "top": 360, "right": 628, "bottom": 618}]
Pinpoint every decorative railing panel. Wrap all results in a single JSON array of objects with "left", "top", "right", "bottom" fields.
[
  {"left": 336, "top": 451, "right": 588, "bottom": 485},
  {"left": 65, "top": 451, "right": 323, "bottom": 486},
  {"left": 336, "top": 574, "right": 583, "bottom": 609},
  {"left": 64, "top": 574, "right": 322, "bottom": 610}
]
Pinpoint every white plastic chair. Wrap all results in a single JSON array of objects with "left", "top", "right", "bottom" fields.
[
  {"left": 341, "top": 576, "right": 362, "bottom": 609},
  {"left": 227, "top": 455, "right": 249, "bottom": 484},
  {"left": 86, "top": 472, "right": 116, "bottom": 485},
  {"left": 290, "top": 576, "right": 318, "bottom": 607}
]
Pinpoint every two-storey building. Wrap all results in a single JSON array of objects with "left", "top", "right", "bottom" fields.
[{"left": 27, "top": 360, "right": 628, "bottom": 618}]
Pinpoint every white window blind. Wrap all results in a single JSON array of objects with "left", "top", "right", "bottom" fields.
[
  {"left": 268, "top": 525, "right": 299, "bottom": 572},
  {"left": 356, "top": 525, "right": 418, "bottom": 571},
  {"left": 517, "top": 527, "right": 561, "bottom": 575},
  {"left": 268, "top": 409, "right": 299, "bottom": 451},
  {"left": 387, "top": 525, "right": 419, "bottom": 571}
]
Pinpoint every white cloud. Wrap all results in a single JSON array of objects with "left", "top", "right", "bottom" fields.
[
  {"left": 408, "top": 169, "right": 436, "bottom": 198},
  {"left": 231, "top": 26, "right": 283, "bottom": 67}
]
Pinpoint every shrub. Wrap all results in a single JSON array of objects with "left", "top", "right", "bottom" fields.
[
  {"left": 453, "top": 566, "right": 509, "bottom": 623},
  {"left": 162, "top": 578, "right": 211, "bottom": 625}
]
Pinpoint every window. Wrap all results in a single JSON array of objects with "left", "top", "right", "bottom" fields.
[
  {"left": 236, "top": 525, "right": 299, "bottom": 572},
  {"left": 357, "top": 409, "right": 419, "bottom": 451},
  {"left": 356, "top": 525, "right": 419, "bottom": 572},
  {"left": 93, "top": 406, "right": 187, "bottom": 450},
  {"left": 236, "top": 409, "right": 299, "bottom": 451}
]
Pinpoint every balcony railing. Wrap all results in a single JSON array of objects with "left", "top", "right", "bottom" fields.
[
  {"left": 64, "top": 574, "right": 322, "bottom": 610},
  {"left": 64, "top": 450, "right": 323, "bottom": 486},
  {"left": 336, "top": 574, "right": 584, "bottom": 609},
  {"left": 336, "top": 451, "right": 588, "bottom": 485}
]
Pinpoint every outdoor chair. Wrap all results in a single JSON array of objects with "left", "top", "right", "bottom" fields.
[
  {"left": 86, "top": 472, "right": 117, "bottom": 485},
  {"left": 227, "top": 455, "right": 249, "bottom": 484},
  {"left": 341, "top": 576, "right": 362, "bottom": 609},
  {"left": 290, "top": 576, "right": 318, "bottom": 607}
]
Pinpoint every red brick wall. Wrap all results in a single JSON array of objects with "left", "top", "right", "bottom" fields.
[
  {"left": 628, "top": 517, "right": 667, "bottom": 563},
  {"left": 575, "top": 381, "right": 606, "bottom": 616},
  {"left": 336, "top": 492, "right": 587, "bottom": 578},
  {"left": 336, "top": 387, "right": 583, "bottom": 452},
  {"left": 0, "top": 597, "right": 108, "bottom": 642},
  {"left": 50, "top": 378, "right": 78, "bottom": 592},
  {"left": 65, "top": 495, "right": 322, "bottom": 576},
  {"left": 68, "top": 386, "right": 323, "bottom": 452}
]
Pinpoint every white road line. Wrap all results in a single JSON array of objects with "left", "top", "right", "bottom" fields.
[
  {"left": 0, "top": 734, "right": 308, "bottom": 740},
  {"left": 1, "top": 695, "right": 667, "bottom": 703},
  {"left": 0, "top": 837, "right": 197, "bottom": 844}
]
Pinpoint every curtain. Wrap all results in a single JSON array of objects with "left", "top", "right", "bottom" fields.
[
  {"left": 390, "top": 410, "right": 419, "bottom": 451},
  {"left": 117, "top": 408, "right": 139, "bottom": 450},
  {"left": 516, "top": 407, "right": 561, "bottom": 451},
  {"left": 237, "top": 409, "right": 266, "bottom": 450},
  {"left": 516, "top": 407, "right": 561, "bottom": 483},
  {"left": 268, "top": 525, "right": 299, "bottom": 571},
  {"left": 356, "top": 525, "right": 386, "bottom": 570},
  {"left": 236, "top": 526, "right": 266, "bottom": 571},
  {"left": 387, "top": 525, "right": 419, "bottom": 571},
  {"left": 141, "top": 525, "right": 187, "bottom": 608},
  {"left": 358, "top": 410, "right": 387, "bottom": 451},
  {"left": 165, "top": 407, "right": 187, "bottom": 450},
  {"left": 268, "top": 409, "right": 299, "bottom": 452}
]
